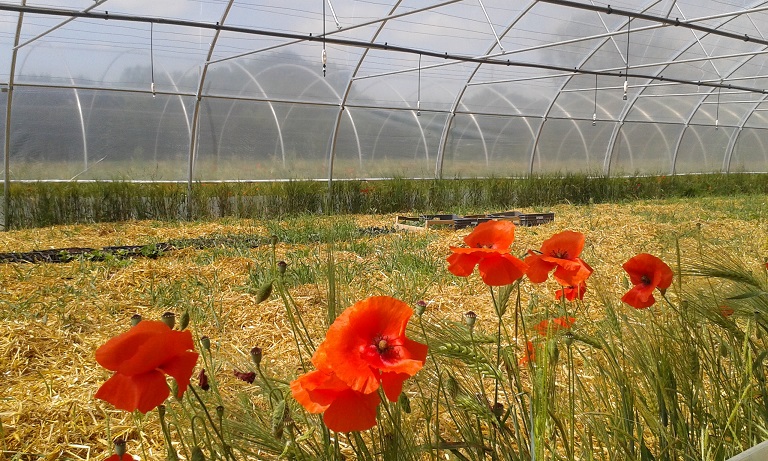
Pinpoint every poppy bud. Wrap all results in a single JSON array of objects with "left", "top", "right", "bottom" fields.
[
  {"left": 250, "top": 346, "right": 263, "bottom": 367},
  {"left": 446, "top": 373, "right": 460, "bottom": 400},
  {"left": 256, "top": 281, "right": 273, "bottom": 304},
  {"left": 190, "top": 447, "right": 206, "bottom": 461},
  {"left": 200, "top": 336, "right": 211, "bottom": 351},
  {"left": 233, "top": 369, "right": 256, "bottom": 384},
  {"left": 270, "top": 234, "right": 279, "bottom": 246},
  {"left": 492, "top": 402, "right": 504, "bottom": 420},
  {"left": 216, "top": 405, "right": 225, "bottom": 419},
  {"left": 464, "top": 311, "right": 477, "bottom": 329},
  {"left": 564, "top": 331, "right": 575, "bottom": 347},
  {"left": 161, "top": 312, "right": 175, "bottom": 329},
  {"left": 398, "top": 392, "right": 411, "bottom": 413},
  {"left": 178, "top": 311, "right": 190, "bottom": 331},
  {"left": 271, "top": 399, "right": 288, "bottom": 439},
  {"left": 114, "top": 438, "right": 126, "bottom": 457},
  {"left": 158, "top": 404, "right": 166, "bottom": 419},
  {"left": 414, "top": 300, "right": 427, "bottom": 316},
  {"left": 277, "top": 260, "right": 287, "bottom": 276},
  {"left": 130, "top": 314, "right": 142, "bottom": 327},
  {"left": 198, "top": 369, "right": 209, "bottom": 391}
]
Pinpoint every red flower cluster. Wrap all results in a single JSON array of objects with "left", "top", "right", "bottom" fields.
[
  {"left": 447, "top": 220, "right": 528, "bottom": 286},
  {"left": 291, "top": 296, "right": 428, "bottom": 432},
  {"left": 95, "top": 320, "right": 199, "bottom": 414},
  {"left": 621, "top": 253, "right": 673, "bottom": 309}
]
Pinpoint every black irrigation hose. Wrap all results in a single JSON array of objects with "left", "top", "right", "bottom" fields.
[{"left": 0, "top": 227, "right": 398, "bottom": 264}]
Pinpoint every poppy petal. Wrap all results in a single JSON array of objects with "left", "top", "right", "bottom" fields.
[
  {"left": 95, "top": 370, "right": 170, "bottom": 414},
  {"left": 380, "top": 372, "right": 409, "bottom": 402},
  {"left": 95, "top": 321, "right": 171, "bottom": 372},
  {"left": 322, "top": 388, "right": 380, "bottom": 432},
  {"left": 96, "top": 321, "right": 195, "bottom": 376},
  {"left": 447, "top": 251, "right": 485, "bottom": 277},
  {"left": 524, "top": 253, "right": 555, "bottom": 283},
  {"left": 105, "top": 455, "right": 138, "bottom": 461},
  {"left": 540, "top": 231, "right": 585, "bottom": 260},
  {"left": 477, "top": 253, "right": 528, "bottom": 286},
  {"left": 291, "top": 370, "right": 349, "bottom": 413},
  {"left": 463, "top": 220, "right": 515, "bottom": 251},
  {"left": 622, "top": 285, "right": 656, "bottom": 309},
  {"left": 158, "top": 350, "right": 199, "bottom": 397}
]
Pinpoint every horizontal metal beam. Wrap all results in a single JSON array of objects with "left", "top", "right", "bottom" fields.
[{"left": 0, "top": 3, "right": 765, "bottom": 95}]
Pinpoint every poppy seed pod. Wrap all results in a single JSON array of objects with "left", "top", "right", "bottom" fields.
[
  {"left": 277, "top": 260, "right": 287, "bottom": 276},
  {"left": 270, "top": 234, "right": 279, "bottom": 246},
  {"left": 200, "top": 336, "right": 211, "bottom": 351},
  {"left": 178, "top": 311, "right": 190, "bottom": 330},
  {"left": 114, "top": 438, "right": 126, "bottom": 456},
  {"left": 250, "top": 346, "right": 263, "bottom": 367},
  {"left": 414, "top": 300, "right": 427, "bottom": 316},
  {"left": 464, "top": 311, "right": 478, "bottom": 329},
  {"left": 129, "top": 313, "right": 142, "bottom": 327},
  {"left": 161, "top": 311, "right": 175, "bottom": 329}
]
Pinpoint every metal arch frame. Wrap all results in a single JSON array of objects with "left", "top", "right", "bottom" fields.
[
  {"left": 325, "top": 0, "right": 404, "bottom": 186},
  {"left": 531, "top": 0, "right": 666, "bottom": 176},
  {"left": 215, "top": 61, "right": 286, "bottom": 169},
  {"left": 152, "top": 66, "right": 195, "bottom": 166},
  {"left": 724, "top": 93, "right": 768, "bottom": 171},
  {"left": 482, "top": 86, "right": 539, "bottom": 166},
  {"left": 187, "top": 0, "right": 235, "bottom": 202},
  {"left": 435, "top": 1, "right": 539, "bottom": 179},
  {"left": 727, "top": 124, "right": 768, "bottom": 171},
  {"left": 3, "top": 0, "right": 24, "bottom": 230},
  {"left": 63, "top": 61, "right": 88, "bottom": 174},
  {"left": 364, "top": 81, "right": 430, "bottom": 165},
  {"left": 666, "top": 1, "right": 768, "bottom": 174},
  {"left": 604, "top": 0, "right": 768, "bottom": 176}
]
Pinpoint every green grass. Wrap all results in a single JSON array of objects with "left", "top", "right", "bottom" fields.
[{"left": 4, "top": 173, "right": 768, "bottom": 229}]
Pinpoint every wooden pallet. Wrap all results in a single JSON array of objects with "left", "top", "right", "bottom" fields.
[{"left": 394, "top": 211, "right": 554, "bottom": 231}]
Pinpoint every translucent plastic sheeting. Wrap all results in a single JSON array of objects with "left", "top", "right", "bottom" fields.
[{"left": 0, "top": 0, "right": 767, "bottom": 184}]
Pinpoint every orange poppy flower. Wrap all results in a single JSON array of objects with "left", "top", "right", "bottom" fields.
[
  {"left": 447, "top": 220, "right": 528, "bottom": 286},
  {"left": 534, "top": 316, "right": 576, "bottom": 337},
  {"left": 621, "top": 253, "right": 674, "bottom": 309},
  {"left": 519, "top": 341, "right": 536, "bottom": 365},
  {"left": 555, "top": 282, "right": 587, "bottom": 301},
  {"left": 95, "top": 320, "right": 199, "bottom": 414},
  {"left": 525, "top": 231, "right": 593, "bottom": 287},
  {"left": 311, "top": 296, "right": 428, "bottom": 400},
  {"left": 290, "top": 369, "right": 380, "bottom": 432}
]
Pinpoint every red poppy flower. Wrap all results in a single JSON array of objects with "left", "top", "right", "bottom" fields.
[
  {"left": 447, "top": 220, "right": 528, "bottom": 286},
  {"left": 311, "top": 296, "right": 428, "bottom": 400},
  {"left": 555, "top": 282, "right": 587, "bottom": 301},
  {"left": 621, "top": 253, "right": 674, "bottom": 309},
  {"left": 290, "top": 369, "right": 380, "bottom": 432},
  {"left": 519, "top": 341, "right": 536, "bottom": 365},
  {"left": 95, "top": 320, "right": 199, "bottom": 414},
  {"left": 105, "top": 454, "right": 138, "bottom": 461},
  {"left": 525, "top": 231, "right": 593, "bottom": 287},
  {"left": 534, "top": 316, "right": 576, "bottom": 337}
]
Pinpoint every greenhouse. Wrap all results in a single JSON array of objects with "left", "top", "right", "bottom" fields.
[
  {"left": 1, "top": 0, "right": 768, "bottom": 186},
  {"left": 2, "top": 2, "right": 768, "bottom": 461}
]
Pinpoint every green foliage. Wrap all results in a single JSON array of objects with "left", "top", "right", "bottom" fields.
[{"left": 5, "top": 173, "right": 768, "bottom": 228}]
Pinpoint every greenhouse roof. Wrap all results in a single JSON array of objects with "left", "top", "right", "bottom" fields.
[{"left": 1, "top": 0, "right": 768, "bottom": 182}]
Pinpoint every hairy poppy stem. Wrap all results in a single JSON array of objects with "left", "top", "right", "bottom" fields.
[
  {"left": 187, "top": 386, "right": 236, "bottom": 461},
  {"left": 417, "top": 315, "right": 441, "bottom": 461}
]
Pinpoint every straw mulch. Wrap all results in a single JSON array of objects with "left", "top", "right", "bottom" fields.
[{"left": 0, "top": 196, "right": 766, "bottom": 460}]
